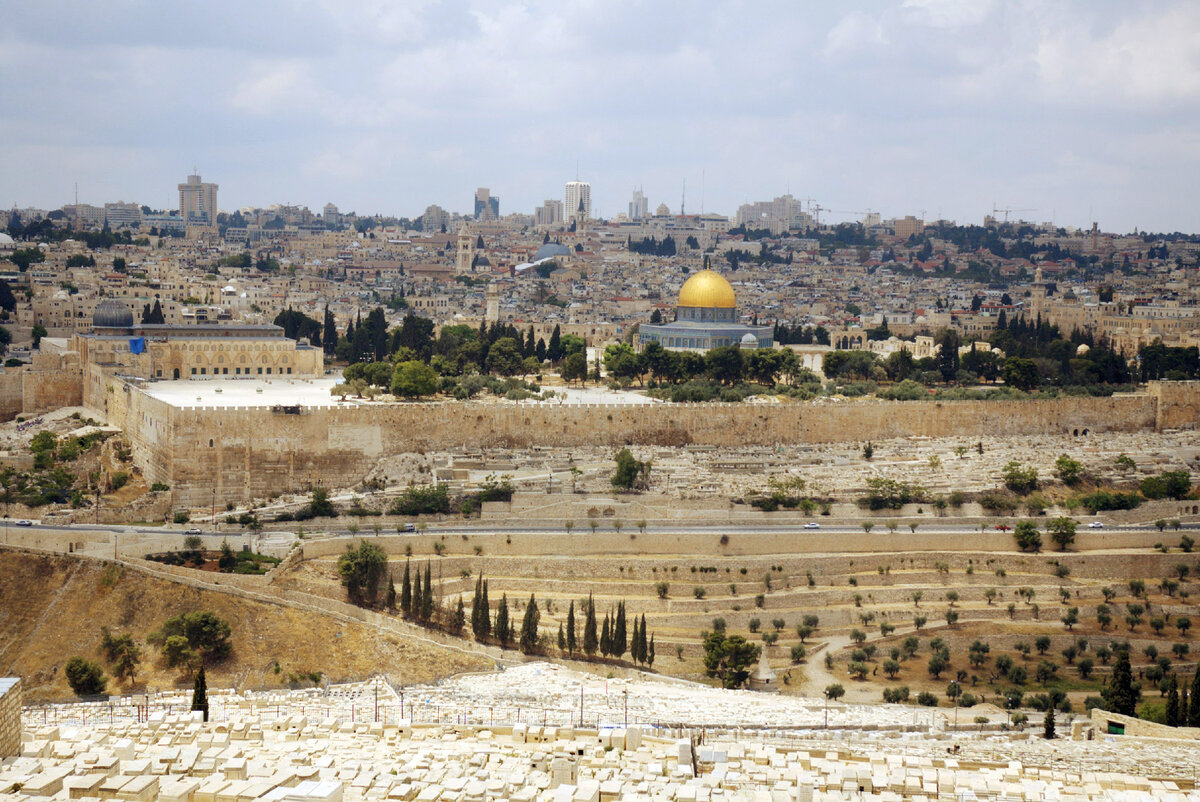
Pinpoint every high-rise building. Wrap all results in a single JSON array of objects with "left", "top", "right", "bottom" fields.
[
  {"left": 474, "top": 188, "right": 499, "bottom": 221},
  {"left": 734, "top": 194, "right": 813, "bottom": 235},
  {"left": 178, "top": 173, "right": 218, "bottom": 227},
  {"left": 421, "top": 204, "right": 450, "bottom": 232},
  {"left": 323, "top": 203, "right": 341, "bottom": 227},
  {"left": 565, "top": 181, "right": 591, "bottom": 222},
  {"left": 629, "top": 189, "right": 648, "bottom": 220},
  {"left": 104, "top": 202, "right": 142, "bottom": 229},
  {"left": 535, "top": 199, "right": 563, "bottom": 226}
]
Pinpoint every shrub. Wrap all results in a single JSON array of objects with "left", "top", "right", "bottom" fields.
[
  {"left": 917, "top": 691, "right": 938, "bottom": 707},
  {"left": 655, "top": 581, "right": 669, "bottom": 599},
  {"left": 150, "top": 482, "right": 170, "bottom": 492},
  {"left": 693, "top": 586, "right": 706, "bottom": 599},
  {"left": 110, "top": 472, "right": 130, "bottom": 491},
  {"left": 173, "top": 511, "right": 190, "bottom": 524},
  {"left": 65, "top": 657, "right": 107, "bottom": 696}
]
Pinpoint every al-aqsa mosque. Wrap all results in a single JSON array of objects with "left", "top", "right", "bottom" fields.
[{"left": 638, "top": 268, "right": 773, "bottom": 352}]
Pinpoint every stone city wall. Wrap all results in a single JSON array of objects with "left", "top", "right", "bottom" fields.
[
  {"left": 0, "top": 354, "right": 83, "bottom": 422},
  {"left": 0, "top": 677, "right": 22, "bottom": 758},
  {"left": 88, "top": 380, "right": 1198, "bottom": 506}
]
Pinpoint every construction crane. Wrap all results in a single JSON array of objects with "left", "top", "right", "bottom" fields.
[{"left": 991, "top": 204, "right": 1037, "bottom": 223}]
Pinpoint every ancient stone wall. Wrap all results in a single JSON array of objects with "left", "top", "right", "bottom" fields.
[
  {"left": 0, "top": 677, "right": 21, "bottom": 758},
  {"left": 85, "top": 381, "right": 1200, "bottom": 506},
  {"left": 0, "top": 369, "right": 22, "bottom": 421},
  {"left": 159, "top": 392, "right": 1166, "bottom": 505},
  {"left": 0, "top": 354, "right": 84, "bottom": 423},
  {"left": 1150, "top": 380, "right": 1200, "bottom": 431}
]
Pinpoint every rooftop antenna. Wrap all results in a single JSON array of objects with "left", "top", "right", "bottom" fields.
[{"left": 681, "top": 178, "right": 686, "bottom": 217}]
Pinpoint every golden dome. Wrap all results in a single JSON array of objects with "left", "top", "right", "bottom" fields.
[{"left": 678, "top": 269, "right": 736, "bottom": 309}]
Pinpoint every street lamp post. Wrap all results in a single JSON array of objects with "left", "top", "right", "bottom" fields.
[{"left": 211, "top": 489, "right": 216, "bottom": 534}]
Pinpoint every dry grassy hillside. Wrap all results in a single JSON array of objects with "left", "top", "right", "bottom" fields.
[{"left": 0, "top": 551, "right": 489, "bottom": 701}]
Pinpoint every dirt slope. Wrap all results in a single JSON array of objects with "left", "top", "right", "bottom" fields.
[{"left": 0, "top": 551, "right": 489, "bottom": 701}]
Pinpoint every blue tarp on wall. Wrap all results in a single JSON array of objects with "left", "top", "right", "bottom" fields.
[{"left": 129, "top": 337, "right": 146, "bottom": 354}]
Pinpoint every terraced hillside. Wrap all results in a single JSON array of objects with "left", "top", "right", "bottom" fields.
[{"left": 280, "top": 542, "right": 1200, "bottom": 712}]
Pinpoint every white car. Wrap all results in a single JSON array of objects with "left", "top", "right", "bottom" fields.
[
  {"left": 803, "top": 522, "right": 821, "bottom": 529},
  {"left": 1087, "top": 521, "right": 1104, "bottom": 529},
  {"left": 15, "top": 520, "right": 33, "bottom": 527}
]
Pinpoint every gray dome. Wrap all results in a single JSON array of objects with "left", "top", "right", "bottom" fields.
[
  {"left": 94, "top": 299, "right": 134, "bottom": 329},
  {"left": 534, "top": 243, "right": 571, "bottom": 261},
  {"left": 739, "top": 332, "right": 758, "bottom": 349}
]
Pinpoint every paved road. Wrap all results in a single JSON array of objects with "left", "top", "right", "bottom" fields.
[{"left": 2, "top": 518, "right": 1191, "bottom": 540}]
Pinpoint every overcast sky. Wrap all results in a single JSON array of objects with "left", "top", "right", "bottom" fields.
[{"left": 3, "top": 1, "right": 1198, "bottom": 233}]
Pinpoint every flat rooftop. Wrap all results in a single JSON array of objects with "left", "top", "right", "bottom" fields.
[{"left": 138, "top": 378, "right": 661, "bottom": 408}]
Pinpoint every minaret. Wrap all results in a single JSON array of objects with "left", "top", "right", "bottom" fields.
[{"left": 486, "top": 283, "right": 499, "bottom": 323}]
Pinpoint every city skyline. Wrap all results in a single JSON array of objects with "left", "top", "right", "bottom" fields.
[{"left": 3, "top": 1, "right": 1200, "bottom": 232}]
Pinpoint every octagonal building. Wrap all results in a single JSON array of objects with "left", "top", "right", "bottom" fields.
[{"left": 637, "top": 268, "right": 773, "bottom": 352}]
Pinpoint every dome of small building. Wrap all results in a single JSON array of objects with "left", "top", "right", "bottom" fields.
[
  {"left": 0, "top": 232, "right": 14, "bottom": 246},
  {"left": 678, "top": 269, "right": 736, "bottom": 309},
  {"left": 534, "top": 243, "right": 571, "bottom": 261},
  {"left": 93, "top": 298, "right": 134, "bottom": 329},
  {"left": 740, "top": 332, "right": 758, "bottom": 349},
  {"left": 1076, "top": 343, "right": 1090, "bottom": 355}
]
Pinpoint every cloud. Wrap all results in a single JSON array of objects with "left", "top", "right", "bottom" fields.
[{"left": 1, "top": 1, "right": 1199, "bottom": 231}]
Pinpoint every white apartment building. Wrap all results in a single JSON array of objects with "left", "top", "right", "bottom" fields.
[{"left": 565, "top": 181, "right": 591, "bottom": 222}]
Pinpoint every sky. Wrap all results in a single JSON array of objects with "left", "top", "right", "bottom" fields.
[{"left": 2, "top": 0, "right": 1199, "bottom": 233}]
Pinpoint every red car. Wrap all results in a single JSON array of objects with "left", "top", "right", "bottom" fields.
[{"left": 995, "top": 524, "right": 1011, "bottom": 531}]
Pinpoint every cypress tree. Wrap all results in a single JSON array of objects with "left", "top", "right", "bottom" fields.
[
  {"left": 1181, "top": 686, "right": 1190, "bottom": 728},
  {"left": 495, "top": 594, "right": 511, "bottom": 648},
  {"left": 640, "top": 614, "right": 648, "bottom": 664},
  {"left": 1166, "top": 674, "right": 1181, "bottom": 727},
  {"left": 519, "top": 594, "right": 540, "bottom": 654},
  {"left": 400, "top": 561, "right": 412, "bottom": 616},
  {"left": 323, "top": 305, "right": 337, "bottom": 355},
  {"left": 452, "top": 596, "right": 465, "bottom": 634},
  {"left": 421, "top": 563, "right": 434, "bottom": 622},
  {"left": 1104, "top": 647, "right": 1140, "bottom": 716},
  {"left": 1189, "top": 664, "right": 1200, "bottom": 726},
  {"left": 191, "top": 666, "right": 209, "bottom": 722},
  {"left": 601, "top": 614, "right": 611, "bottom": 657},
  {"left": 583, "top": 594, "right": 598, "bottom": 656},
  {"left": 471, "top": 575, "right": 482, "bottom": 637},
  {"left": 481, "top": 580, "right": 492, "bottom": 639},
  {"left": 614, "top": 601, "right": 627, "bottom": 658},
  {"left": 548, "top": 324, "right": 562, "bottom": 362},
  {"left": 566, "top": 600, "right": 577, "bottom": 656},
  {"left": 630, "top": 616, "right": 641, "bottom": 663},
  {"left": 647, "top": 635, "right": 655, "bottom": 668},
  {"left": 1043, "top": 707, "right": 1055, "bottom": 739},
  {"left": 557, "top": 623, "right": 566, "bottom": 652},
  {"left": 386, "top": 575, "right": 397, "bottom": 611}
]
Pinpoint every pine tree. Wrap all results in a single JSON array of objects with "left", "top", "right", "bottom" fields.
[
  {"left": 647, "top": 635, "right": 655, "bottom": 668},
  {"left": 601, "top": 614, "right": 611, "bottom": 657},
  {"left": 566, "top": 600, "right": 577, "bottom": 656},
  {"left": 1189, "top": 664, "right": 1200, "bottom": 726},
  {"left": 583, "top": 595, "right": 598, "bottom": 656},
  {"left": 614, "top": 602, "right": 627, "bottom": 658},
  {"left": 191, "top": 666, "right": 209, "bottom": 722},
  {"left": 420, "top": 563, "right": 434, "bottom": 622},
  {"left": 495, "top": 594, "right": 511, "bottom": 648},
  {"left": 519, "top": 594, "right": 540, "bottom": 654},
  {"left": 452, "top": 596, "right": 466, "bottom": 634},
  {"left": 1166, "top": 674, "right": 1181, "bottom": 727}
]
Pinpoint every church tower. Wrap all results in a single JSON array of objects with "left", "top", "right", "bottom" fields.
[{"left": 456, "top": 227, "right": 475, "bottom": 275}]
